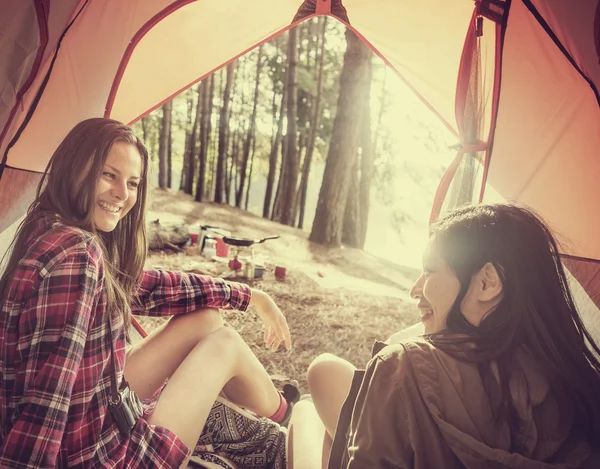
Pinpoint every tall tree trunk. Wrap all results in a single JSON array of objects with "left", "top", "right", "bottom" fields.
[
  {"left": 183, "top": 85, "right": 202, "bottom": 195},
  {"left": 309, "top": 29, "right": 372, "bottom": 246},
  {"left": 342, "top": 158, "right": 361, "bottom": 246},
  {"left": 206, "top": 74, "right": 216, "bottom": 200},
  {"left": 297, "top": 17, "right": 327, "bottom": 229},
  {"left": 233, "top": 128, "right": 243, "bottom": 199},
  {"left": 357, "top": 70, "right": 374, "bottom": 247},
  {"left": 180, "top": 92, "right": 195, "bottom": 190},
  {"left": 264, "top": 39, "right": 287, "bottom": 219},
  {"left": 264, "top": 87, "right": 285, "bottom": 219},
  {"left": 343, "top": 57, "right": 373, "bottom": 248},
  {"left": 167, "top": 123, "right": 172, "bottom": 188},
  {"left": 158, "top": 100, "right": 172, "bottom": 190},
  {"left": 195, "top": 80, "right": 210, "bottom": 202},
  {"left": 280, "top": 27, "right": 299, "bottom": 226},
  {"left": 236, "top": 45, "right": 263, "bottom": 208},
  {"left": 141, "top": 116, "right": 149, "bottom": 144},
  {"left": 232, "top": 58, "right": 248, "bottom": 204},
  {"left": 272, "top": 136, "right": 287, "bottom": 221},
  {"left": 244, "top": 133, "right": 257, "bottom": 210},
  {"left": 215, "top": 63, "right": 235, "bottom": 203}
]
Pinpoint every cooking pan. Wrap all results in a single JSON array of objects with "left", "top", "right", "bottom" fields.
[{"left": 222, "top": 235, "right": 280, "bottom": 247}]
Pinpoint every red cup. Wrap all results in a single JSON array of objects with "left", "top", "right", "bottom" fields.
[
  {"left": 228, "top": 257, "right": 242, "bottom": 270},
  {"left": 274, "top": 266, "right": 286, "bottom": 279},
  {"left": 215, "top": 237, "right": 229, "bottom": 257},
  {"left": 190, "top": 233, "right": 199, "bottom": 245}
]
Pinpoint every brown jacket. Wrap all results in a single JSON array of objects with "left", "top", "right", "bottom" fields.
[{"left": 328, "top": 339, "right": 599, "bottom": 469}]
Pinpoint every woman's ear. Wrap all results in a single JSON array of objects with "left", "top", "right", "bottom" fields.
[
  {"left": 461, "top": 263, "right": 504, "bottom": 326},
  {"left": 479, "top": 262, "right": 503, "bottom": 302}
]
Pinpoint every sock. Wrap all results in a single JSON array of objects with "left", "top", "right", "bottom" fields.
[{"left": 268, "top": 392, "right": 289, "bottom": 423}]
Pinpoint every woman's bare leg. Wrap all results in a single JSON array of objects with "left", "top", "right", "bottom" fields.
[
  {"left": 125, "top": 308, "right": 280, "bottom": 417},
  {"left": 146, "top": 326, "right": 248, "bottom": 448},
  {"left": 307, "top": 353, "right": 356, "bottom": 439},
  {"left": 286, "top": 400, "right": 331, "bottom": 469}
]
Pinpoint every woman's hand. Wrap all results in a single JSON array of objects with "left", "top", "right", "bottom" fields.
[{"left": 249, "top": 289, "right": 292, "bottom": 351}]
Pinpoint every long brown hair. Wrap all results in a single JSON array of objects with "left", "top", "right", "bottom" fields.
[
  {"left": 0, "top": 118, "right": 149, "bottom": 331},
  {"left": 429, "top": 204, "right": 600, "bottom": 446}
]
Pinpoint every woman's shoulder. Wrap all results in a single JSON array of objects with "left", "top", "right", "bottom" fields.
[
  {"left": 372, "top": 338, "right": 463, "bottom": 384},
  {"left": 375, "top": 337, "right": 437, "bottom": 361},
  {"left": 369, "top": 338, "right": 438, "bottom": 377},
  {"left": 24, "top": 216, "right": 103, "bottom": 270}
]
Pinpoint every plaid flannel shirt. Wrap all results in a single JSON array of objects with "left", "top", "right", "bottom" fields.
[{"left": 0, "top": 214, "right": 251, "bottom": 468}]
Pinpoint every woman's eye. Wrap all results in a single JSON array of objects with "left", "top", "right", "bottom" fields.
[
  {"left": 128, "top": 181, "right": 139, "bottom": 189},
  {"left": 103, "top": 172, "right": 115, "bottom": 179}
]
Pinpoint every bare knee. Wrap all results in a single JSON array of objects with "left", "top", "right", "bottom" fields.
[
  {"left": 200, "top": 325, "right": 241, "bottom": 355},
  {"left": 193, "top": 326, "right": 250, "bottom": 371},
  {"left": 168, "top": 307, "right": 224, "bottom": 338},
  {"left": 307, "top": 353, "right": 354, "bottom": 394}
]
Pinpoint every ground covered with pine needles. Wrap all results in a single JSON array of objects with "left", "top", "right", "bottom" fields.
[{"left": 136, "top": 189, "right": 420, "bottom": 392}]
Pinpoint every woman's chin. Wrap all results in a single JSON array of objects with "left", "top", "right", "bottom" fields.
[
  {"left": 422, "top": 314, "right": 439, "bottom": 335},
  {"left": 421, "top": 313, "right": 434, "bottom": 333},
  {"left": 94, "top": 220, "right": 118, "bottom": 233}
]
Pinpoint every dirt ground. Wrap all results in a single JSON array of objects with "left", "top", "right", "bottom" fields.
[{"left": 137, "top": 189, "right": 421, "bottom": 392}]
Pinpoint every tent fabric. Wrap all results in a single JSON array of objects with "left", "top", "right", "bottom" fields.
[
  {"left": 0, "top": 0, "right": 599, "bottom": 313},
  {"left": 0, "top": 0, "right": 41, "bottom": 143},
  {"left": 0, "top": 0, "right": 82, "bottom": 152},
  {"left": 529, "top": 0, "right": 600, "bottom": 92},
  {"left": 484, "top": 0, "right": 600, "bottom": 262}
]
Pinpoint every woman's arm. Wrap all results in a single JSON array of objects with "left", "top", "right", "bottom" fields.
[
  {"left": 133, "top": 270, "right": 252, "bottom": 315},
  {"left": 0, "top": 246, "right": 98, "bottom": 468},
  {"left": 133, "top": 271, "right": 291, "bottom": 350}
]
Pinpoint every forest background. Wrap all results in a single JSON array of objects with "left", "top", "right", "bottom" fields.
[{"left": 134, "top": 18, "right": 456, "bottom": 270}]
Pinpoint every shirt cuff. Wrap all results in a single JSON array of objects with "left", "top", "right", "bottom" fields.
[{"left": 227, "top": 281, "right": 252, "bottom": 312}]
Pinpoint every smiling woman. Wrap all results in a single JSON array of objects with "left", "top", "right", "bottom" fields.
[
  {"left": 0, "top": 118, "right": 295, "bottom": 469},
  {"left": 301, "top": 204, "right": 600, "bottom": 469}
]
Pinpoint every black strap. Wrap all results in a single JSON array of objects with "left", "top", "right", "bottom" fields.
[{"left": 106, "top": 316, "right": 121, "bottom": 404}]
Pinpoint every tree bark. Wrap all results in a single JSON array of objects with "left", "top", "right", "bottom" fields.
[
  {"left": 342, "top": 158, "right": 361, "bottom": 246},
  {"left": 309, "top": 29, "right": 372, "bottom": 246},
  {"left": 271, "top": 135, "right": 287, "bottom": 221},
  {"left": 297, "top": 17, "right": 327, "bottom": 229},
  {"left": 358, "top": 70, "right": 374, "bottom": 248},
  {"left": 236, "top": 45, "right": 263, "bottom": 208},
  {"left": 244, "top": 133, "right": 257, "bottom": 210},
  {"left": 180, "top": 92, "right": 195, "bottom": 190},
  {"left": 141, "top": 116, "right": 149, "bottom": 145},
  {"left": 344, "top": 57, "right": 374, "bottom": 248},
  {"left": 167, "top": 122, "right": 172, "bottom": 188},
  {"left": 195, "top": 80, "right": 210, "bottom": 202},
  {"left": 158, "top": 100, "right": 172, "bottom": 190},
  {"left": 231, "top": 58, "right": 248, "bottom": 204},
  {"left": 206, "top": 74, "right": 216, "bottom": 200},
  {"left": 215, "top": 63, "right": 235, "bottom": 203},
  {"left": 280, "top": 27, "right": 299, "bottom": 226},
  {"left": 264, "top": 39, "right": 287, "bottom": 219},
  {"left": 183, "top": 85, "right": 202, "bottom": 195}
]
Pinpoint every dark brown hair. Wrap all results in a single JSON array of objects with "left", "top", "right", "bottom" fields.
[
  {"left": 0, "top": 118, "right": 149, "bottom": 331},
  {"left": 429, "top": 204, "right": 600, "bottom": 446}
]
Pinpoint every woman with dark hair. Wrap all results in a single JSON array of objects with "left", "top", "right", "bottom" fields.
[
  {"left": 302, "top": 204, "right": 600, "bottom": 468},
  {"left": 0, "top": 118, "right": 293, "bottom": 468}
]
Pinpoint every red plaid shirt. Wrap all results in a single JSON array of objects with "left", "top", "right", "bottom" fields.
[{"left": 0, "top": 215, "right": 251, "bottom": 468}]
